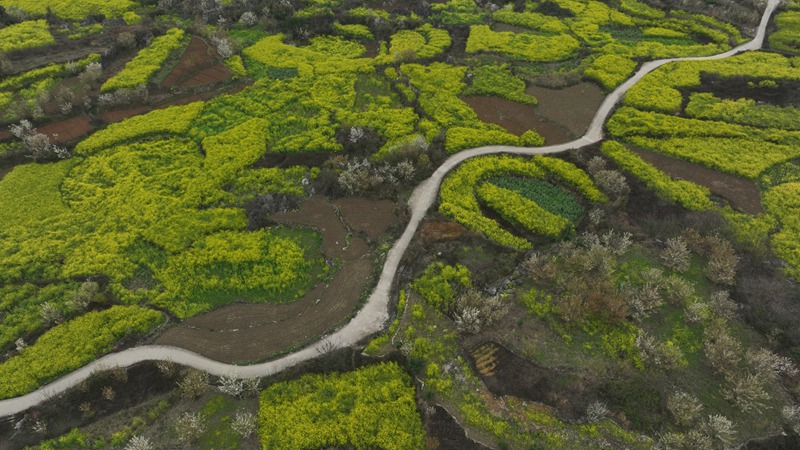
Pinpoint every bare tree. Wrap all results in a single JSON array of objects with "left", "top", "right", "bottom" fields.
[
  {"left": 125, "top": 435, "right": 154, "bottom": 450},
  {"left": 667, "top": 391, "right": 703, "bottom": 427},
  {"left": 661, "top": 237, "right": 691, "bottom": 272},
  {"left": 10, "top": 120, "right": 70, "bottom": 161},
  {"left": 230, "top": 411, "right": 257, "bottom": 438},
  {"left": 706, "top": 414, "right": 736, "bottom": 448},
  {"left": 178, "top": 369, "right": 210, "bottom": 399},
  {"left": 173, "top": 412, "right": 205, "bottom": 443},
  {"left": 217, "top": 372, "right": 244, "bottom": 397}
]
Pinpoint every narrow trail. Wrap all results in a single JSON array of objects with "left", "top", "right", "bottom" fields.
[{"left": 0, "top": 0, "right": 781, "bottom": 417}]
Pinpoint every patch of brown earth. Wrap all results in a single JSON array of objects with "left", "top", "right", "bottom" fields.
[
  {"left": 334, "top": 197, "right": 398, "bottom": 240},
  {"left": 272, "top": 195, "right": 369, "bottom": 261},
  {"left": 363, "top": 42, "right": 379, "bottom": 58},
  {"left": 466, "top": 341, "right": 592, "bottom": 420},
  {"left": 631, "top": 147, "right": 764, "bottom": 214},
  {"left": 179, "top": 63, "right": 232, "bottom": 88},
  {"left": 37, "top": 115, "right": 94, "bottom": 143},
  {"left": 424, "top": 405, "right": 489, "bottom": 450},
  {"left": 155, "top": 257, "right": 372, "bottom": 364},
  {"left": 492, "top": 23, "right": 536, "bottom": 34},
  {"left": 160, "top": 37, "right": 231, "bottom": 89},
  {"left": 419, "top": 220, "right": 474, "bottom": 242},
  {"left": 464, "top": 95, "right": 571, "bottom": 144},
  {"left": 99, "top": 82, "right": 253, "bottom": 124},
  {"left": 527, "top": 82, "right": 604, "bottom": 136},
  {"left": 254, "top": 152, "right": 332, "bottom": 169}
]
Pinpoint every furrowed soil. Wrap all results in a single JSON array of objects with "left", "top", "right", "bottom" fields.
[
  {"left": 419, "top": 220, "right": 474, "bottom": 242},
  {"left": 155, "top": 257, "right": 373, "bottom": 364},
  {"left": 160, "top": 36, "right": 231, "bottom": 89},
  {"left": 631, "top": 147, "right": 764, "bottom": 214},
  {"left": 37, "top": 115, "right": 94, "bottom": 143},
  {"left": 464, "top": 96, "right": 572, "bottom": 144},
  {"left": 527, "top": 82, "right": 605, "bottom": 136},
  {"left": 156, "top": 196, "right": 394, "bottom": 363}
]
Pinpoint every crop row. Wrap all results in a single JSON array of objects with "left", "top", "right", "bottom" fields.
[
  {"left": 0, "top": 0, "right": 134, "bottom": 19},
  {"left": 466, "top": 25, "right": 581, "bottom": 62},
  {"left": 439, "top": 155, "right": 604, "bottom": 249},
  {"left": 763, "top": 182, "right": 800, "bottom": 279},
  {"left": 101, "top": 28, "right": 187, "bottom": 93},
  {"left": 0, "top": 20, "right": 54, "bottom": 53},
  {"left": 489, "top": 176, "right": 585, "bottom": 222},
  {"left": 0, "top": 306, "right": 163, "bottom": 399},
  {"left": 685, "top": 92, "right": 800, "bottom": 131},
  {"left": 477, "top": 183, "right": 573, "bottom": 238},
  {"left": 600, "top": 141, "right": 713, "bottom": 210},
  {"left": 259, "top": 362, "right": 424, "bottom": 450}
]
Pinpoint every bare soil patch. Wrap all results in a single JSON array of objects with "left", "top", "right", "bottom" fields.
[
  {"left": 363, "top": 42, "right": 379, "bottom": 58},
  {"left": 37, "top": 115, "right": 94, "bottom": 144},
  {"left": 419, "top": 220, "right": 474, "bottom": 242},
  {"left": 99, "top": 82, "right": 252, "bottom": 124},
  {"left": 464, "top": 95, "right": 571, "bottom": 144},
  {"left": 492, "top": 23, "right": 535, "bottom": 34},
  {"left": 254, "top": 151, "right": 333, "bottom": 169},
  {"left": 466, "top": 341, "right": 590, "bottom": 420},
  {"left": 155, "top": 257, "right": 373, "bottom": 364},
  {"left": 424, "top": 405, "right": 489, "bottom": 450},
  {"left": 334, "top": 197, "right": 399, "bottom": 240},
  {"left": 160, "top": 37, "right": 231, "bottom": 89},
  {"left": 631, "top": 147, "right": 764, "bottom": 214},
  {"left": 527, "top": 82, "right": 604, "bottom": 136},
  {"left": 272, "top": 195, "right": 369, "bottom": 261}
]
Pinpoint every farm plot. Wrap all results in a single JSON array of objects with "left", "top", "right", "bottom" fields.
[
  {"left": 608, "top": 51, "right": 800, "bottom": 278},
  {"left": 439, "top": 155, "right": 605, "bottom": 249},
  {"left": 160, "top": 36, "right": 232, "bottom": 89}
]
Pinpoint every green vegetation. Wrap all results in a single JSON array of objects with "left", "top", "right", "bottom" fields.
[
  {"left": 607, "top": 51, "right": 800, "bottom": 279},
  {"left": 762, "top": 182, "right": 800, "bottom": 279},
  {"left": 466, "top": 25, "right": 581, "bottom": 62},
  {"left": 101, "top": 29, "right": 188, "bottom": 92},
  {"left": 258, "top": 363, "right": 424, "bottom": 449},
  {"left": 600, "top": 141, "right": 713, "bottom": 210},
  {"left": 0, "top": 0, "right": 134, "bottom": 19},
  {"left": 489, "top": 176, "right": 585, "bottom": 222},
  {"left": 0, "top": 306, "right": 163, "bottom": 399},
  {"left": 411, "top": 263, "right": 472, "bottom": 311},
  {"left": 76, "top": 103, "right": 205, "bottom": 154},
  {"left": 463, "top": 63, "right": 537, "bottom": 105},
  {"left": 769, "top": 8, "right": 800, "bottom": 54},
  {"left": 584, "top": 54, "right": 637, "bottom": 90},
  {"left": 0, "top": 20, "right": 54, "bottom": 53},
  {"left": 439, "top": 155, "right": 605, "bottom": 249}
]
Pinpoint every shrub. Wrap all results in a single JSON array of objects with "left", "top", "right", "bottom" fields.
[
  {"left": 661, "top": 237, "right": 691, "bottom": 272},
  {"left": 411, "top": 262, "right": 472, "bottom": 312},
  {"left": 667, "top": 391, "right": 703, "bottom": 426}
]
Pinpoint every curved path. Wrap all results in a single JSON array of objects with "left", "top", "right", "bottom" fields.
[{"left": 0, "top": 0, "right": 781, "bottom": 417}]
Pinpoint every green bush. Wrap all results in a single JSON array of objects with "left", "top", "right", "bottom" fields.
[{"left": 411, "top": 262, "right": 472, "bottom": 312}]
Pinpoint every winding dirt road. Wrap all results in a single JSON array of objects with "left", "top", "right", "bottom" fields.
[{"left": 0, "top": 0, "right": 781, "bottom": 417}]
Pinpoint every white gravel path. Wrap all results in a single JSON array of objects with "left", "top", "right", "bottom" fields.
[{"left": 0, "top": 0, "right": 781, "bottom": 417}]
